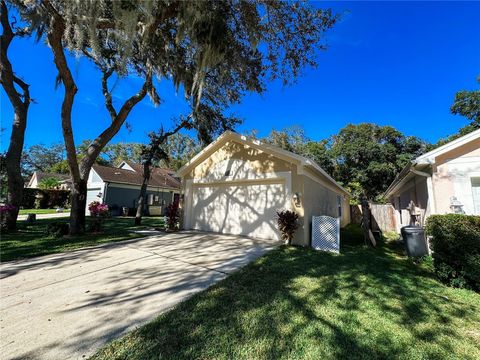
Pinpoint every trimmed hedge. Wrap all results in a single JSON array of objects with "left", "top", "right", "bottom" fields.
[
  {"left": 22, "top": 188, "right": 70, "bottom": 209},
  {"left": 426, "top": 214, "right": 480, "bottom": 290}
]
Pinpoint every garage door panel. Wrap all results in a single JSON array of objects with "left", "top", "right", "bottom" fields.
[
  {"left": 86, "top": 188, "right": 102, "bottom": 214},
  {"left": 192, "top": 182, "right": 285, "bottom": 240}
]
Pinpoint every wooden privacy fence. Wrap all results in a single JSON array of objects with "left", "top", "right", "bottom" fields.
[{"left": 350, "top": 203, "right": 397, "bottom": 233}]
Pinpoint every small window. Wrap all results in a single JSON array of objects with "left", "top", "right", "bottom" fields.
[{"left": 224, "top": 169, "right": 231, "bottom": 177}]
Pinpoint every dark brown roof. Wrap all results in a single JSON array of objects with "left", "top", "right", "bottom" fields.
[{"left": 92, "top": 163, "right": 181, "bottom": 190}]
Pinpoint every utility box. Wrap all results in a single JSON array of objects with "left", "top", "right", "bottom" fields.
[
  {"left": 401, "top": 226, "right": 428, "bottom": 257},
  {"left": 312, "top": 216, "right": 340, "bottom": 253}
]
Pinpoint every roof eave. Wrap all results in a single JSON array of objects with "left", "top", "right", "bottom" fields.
[{"left": 176, "top": 130, "right": 349, "bottom": 196}]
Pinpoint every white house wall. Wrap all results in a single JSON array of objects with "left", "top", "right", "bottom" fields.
[{"left": 434, "top": 156, "right": 480, "bottom": 215}]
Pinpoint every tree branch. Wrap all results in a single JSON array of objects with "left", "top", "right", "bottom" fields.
[
  {"left": 80, "top": 73, "right": 154, "bottom": 176},
  {"left": 101, "top": 67, "right": 117, "bottom": 120},
  {"left": 45, "top": 0, "right": 80, "bottom": 181},
  {"left": 0, "top": 0, "right": 29, "bottom": 110}
]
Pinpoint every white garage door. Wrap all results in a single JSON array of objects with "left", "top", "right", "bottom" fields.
[
  {"left": 191, "top": 181, "right": 285, "bottom": 240},
  {"left": 86, "top": 188, "right": 101, "bottom": 214}
]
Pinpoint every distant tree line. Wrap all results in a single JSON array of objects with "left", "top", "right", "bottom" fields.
[
  {"left": 262, "top": 111, "right": 479, "bottom": 203},
  {"left": 20, "top": 131, "right": 200, "bottom": 179}
]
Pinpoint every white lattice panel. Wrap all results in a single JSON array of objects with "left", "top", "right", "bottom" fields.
[{"left": 312, "top": 216, "right": 340, "bottom": 253}]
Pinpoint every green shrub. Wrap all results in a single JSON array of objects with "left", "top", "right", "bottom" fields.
[
  {"left": 426, "top": 214, "right": 480, "bottom": 290},
  {"left": 340, "top": 223, "right": 364, "bottom": 246},
  {"left": 45, "top": 222, "right": 69, "bottom": 238},
  {"left": 22, "top": 188, "right": 70, "bottom": 209}
]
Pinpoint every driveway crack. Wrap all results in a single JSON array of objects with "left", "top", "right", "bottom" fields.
[{"left": 125, "top": 245, "right": 229, "bottom": 275}]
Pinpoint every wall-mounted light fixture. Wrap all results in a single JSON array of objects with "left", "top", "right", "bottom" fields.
[
  {"left": 449, "top": 196, "right": 464, "bottom": 214},
  {"left": 292, "top": 192, "right": 301, "bottom": 207}
]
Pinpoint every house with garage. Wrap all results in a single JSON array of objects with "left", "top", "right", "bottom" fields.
[
  {"left": 87, "top": 161, "right": 181, "bottom": 215},
  {"left": 385, "top": 128, "right": 480, "bottom": 232},
  {"left": 176, "top": 131, "right": 350, "bottom": 246}
]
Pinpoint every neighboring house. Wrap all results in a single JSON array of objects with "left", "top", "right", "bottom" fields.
[
  {"left": 87, "top": 161, "right": 181, "bottom": 215},
  {"left": 176, "top": 131, "right": 350, "bottom": 245},
  {"left": 385, "top": 128, "right": 480, "bottom": 232},
  {"left": 27, "top": 171, "right": 72, "bottom": 190}
]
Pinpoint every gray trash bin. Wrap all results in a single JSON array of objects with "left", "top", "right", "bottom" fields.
[{"left": 401, "top": 226, "right": 428, "bottom": 257}]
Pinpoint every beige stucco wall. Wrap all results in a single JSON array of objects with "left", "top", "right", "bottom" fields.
[
  {"left": 299, "top": 172, "right": 350, "bottom": 247},
  {"left": 391, "top": 176, "right": 429, "bottom": 229},
  {"left": 432, "top": 138, "right": 480, "bottom": 215},
  {"left": 187, "top": 140, "right": 295, "bottom": 180}
]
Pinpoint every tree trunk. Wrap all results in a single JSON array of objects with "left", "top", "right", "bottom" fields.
[
  {"left": 133, "top": 120, "right": 190, "bottom": 226},
  {"left": 1, "top": 1, "right": 30, "bottom": 231},
  {"left": 361, "top": 198, "right": 376, "bottom": 247},
  {"left": 69, "top": 178, "right": 87, "bottom": 234},
  {"left": 44, "top": 5, "right": 153, "bottom": 234},
  {"left": 4, "top": 111, "right": 28, "bottom": 231},
  {"left": 135, "top": 162, "right": 151, "bottom": 225}
]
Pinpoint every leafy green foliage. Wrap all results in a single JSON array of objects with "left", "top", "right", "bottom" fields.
[
  {"left": 263, "top": 124, "right": 427, "bottom": 202},
  {"left": 21, "top": 188, "right": 70, "bottom": 209},
  {"left": 158, "top": 133, "right": 201, "bottom": 171},
  {"left": 450, "top": 79, "right": 480, "bottom": 127},
  {"left": 330, "top": 124, "right": 427, "bottom": 201},
  {"left": 265, "top": 126, "right": 334, "bottom": 174},
  {"left": 38, "top": 176, "right": 61, "bottom": 190},
  {"left": 426, "top": 214, "right": 480, "bottom": 290},
  {"left": 21, "top": 143, "right": 65, "bottom": 177},
  {"left": 44, "top": 221, "right": 69, "bottom": 238},
  {"left": 432, "top": 79, "right": 480, "bottom": 148}
]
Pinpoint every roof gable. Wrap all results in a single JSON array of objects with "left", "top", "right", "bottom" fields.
[
  {"left": 176, "top": 131, "right": 348, "bottom": 195},
  {"left": 415, "top": 128, "right": 480, "bottom": 165}
]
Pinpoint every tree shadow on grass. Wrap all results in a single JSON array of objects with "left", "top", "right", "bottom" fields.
[{"left": 92, "top": 242, "right": 480, "bottom": 360}]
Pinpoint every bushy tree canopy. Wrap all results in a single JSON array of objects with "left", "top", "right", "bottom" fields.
[
  {"left": 21, "top": 143, "right": 65, "bottom": 177},
  {"left": 262, "top": 123, "right": 428, "bottom": 202},
  {"left": 330, "top": 123, "right": 427, "bottom": 201},
  {"left": 450, "top": 78, "right": 480, "bottom": 127}
]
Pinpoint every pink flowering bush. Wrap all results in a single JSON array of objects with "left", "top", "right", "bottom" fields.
[
  {"left": 88, "top": 201, "right": 109, "bottom": 232},
  {"left": 0, "top": 204, "right": 16, "bottom": 231},
  {"left": 0, "top": 204, "right": 16, "bottom": 213},
  {"left": 88, "top": 201, "right": 109, "bottom": 216}
]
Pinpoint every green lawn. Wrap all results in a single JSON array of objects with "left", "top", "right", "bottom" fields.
[
  {"left": 91, "top": 225, "right": 480, "bottom": 360},
  {"left": 0, "top": 217, "right": 165, "bottom": 262},
  {"left": 18, "top": 208, "right": 66, "bottom": 215}
]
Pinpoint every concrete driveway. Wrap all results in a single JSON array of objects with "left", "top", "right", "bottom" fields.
[{"left": 0, "top": 231, "right": 280, "bottom": 360}]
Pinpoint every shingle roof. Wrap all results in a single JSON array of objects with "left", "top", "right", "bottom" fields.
[{"left": 92, "top": 163, "right": 181, "bottom": 190}]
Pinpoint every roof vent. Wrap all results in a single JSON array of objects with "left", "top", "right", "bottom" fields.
[{"left": 114, "top": 172, "right": 121, "bottom": 175}]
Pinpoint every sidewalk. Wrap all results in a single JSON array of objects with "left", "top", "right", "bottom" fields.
[{"left": 17, "top": 212, "right": 71, "bottom": 221}]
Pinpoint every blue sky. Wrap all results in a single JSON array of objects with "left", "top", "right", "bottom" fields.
[{"left": 1, "top": 1, "right": 479, "bottom": 150}]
